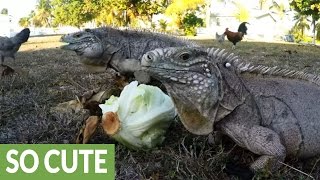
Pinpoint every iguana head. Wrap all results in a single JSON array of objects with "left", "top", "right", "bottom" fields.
[
  {"left": 141, "top": 47, "right": 225, "bottom": 135},
  {"left": 60, "top": 29, "right": 104, "bottom": 59}
]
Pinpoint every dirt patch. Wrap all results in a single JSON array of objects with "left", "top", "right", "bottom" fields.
[{"left": 0, "top": 36, "right": 319, "bottom": 179}]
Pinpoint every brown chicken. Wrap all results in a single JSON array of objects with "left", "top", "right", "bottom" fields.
[{"left": 224, "top": 22, "right": 248, "bottom": 49}]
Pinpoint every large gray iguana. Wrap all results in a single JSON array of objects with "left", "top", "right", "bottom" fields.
[
  {"left": 60, "top": 27, "right": 199, "bottom": 82},
  {"left": 141, "top": 46, "right": 320, "bottom": 172}
]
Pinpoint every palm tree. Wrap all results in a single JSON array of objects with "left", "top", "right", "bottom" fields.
[
  {"left": 291, "top": 13, "right": 310, "bottom": 42},
  {"left": 269, "top": 0, "right": 285, "bottom": 19},
  {"left": 259, "top": 0, "right": 268, "bottom": 10},
  {"left": 31, "top": 0, "right": 53, "bottom": 27},
  {"left": 234, "top": 1, "right": 250, "bottom": 22},
  {"left": 33, "top": 8, "right": 52, "bottom": 27},
  {"left": 294, "top": 14, "right": 310, "bottom": 36},
  {"left": 19, "top": 17, "right": 30, "bottom": 27}
]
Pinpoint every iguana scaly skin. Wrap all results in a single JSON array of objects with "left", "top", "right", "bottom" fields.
[
  {"left": 60, "top": 27, "right": 199, "bottom": 82},
  {"left": 141, "top": 47, "right": 320, "bottom": 172}
]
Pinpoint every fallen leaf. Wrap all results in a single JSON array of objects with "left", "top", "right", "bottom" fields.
[{"left": 76, "top": 116, "right": 100, "bottom": 144}]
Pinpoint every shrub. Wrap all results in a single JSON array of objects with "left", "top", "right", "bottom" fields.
[
  {"left": 158, "top": 19, "right": 167, "bottom": 32},
  {"left": 182, "top": 12, "right": 204, "bottom": 36}
]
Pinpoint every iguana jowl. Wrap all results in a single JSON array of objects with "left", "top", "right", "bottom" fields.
[
  {"left": 141, "top": 47, "right": 320, "bottom": 171},
  {"left": 60, "top": 27, "right": 199, "bottom": 82}
]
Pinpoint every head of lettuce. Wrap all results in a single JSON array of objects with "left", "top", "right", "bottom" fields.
[{"left": 99, "top": 81, "right": 177, "bottom": 150}]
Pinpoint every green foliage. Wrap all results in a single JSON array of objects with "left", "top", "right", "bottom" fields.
[
  {"left": 33, "top": 9, "right": 52, "bottom": 27},
  {"left": 95, "top": 0, "right": 166, "bottom": 27},
  {"left": 290, "top": 0, "right": 320, "bottom": 44},
  {"left": 37, "top": 0, "right": 52, "bottom": 11},
  {"left": 19, "top": 11, "right": 34, "bottom": 28},
  {"left": 165, "top": 0, "right": 205, "bottom": 16},
  {"left": 270, "top": 1, "right": 286, "bottom": 19},
  {"left": 234, "top": 2, "right": 250, "bottom": 22},
  {"left": 93, "top": 0, "right": 124, "bottom": 26},
  {"left": 17, "top": 0, "right": 204, "bottom": 31},
  {"left": 18, "top": 0, "right": 53, "bottom": 27},
  {"left": 165, "top": 0, "right": 205, "bottom": 31},
  {"left": 289, "top": 14, "right": 310, "bottom": 42},
  {"left": 19, "top": 17, "right": 30, "bottom": 28},
  {"left": 33, "top": 0, "right": 53, "bottom": 27},
  {"left": 290, "top": 0, "right": 320, "bottom": 20},
  {"left": 1, "top": 8, "right": 8, "bottom": 15},
  {"left": 158, "top": 19, "right": 167, "bottom": 32},
  {"left": 182, "top": 12, "right": 203, "bottom": 36},
  {"left": 51, "top": 0, "right": 96, "bottom": 28},
  {"left": 151, "top": 22, "right": 156, "bottom": 29}
]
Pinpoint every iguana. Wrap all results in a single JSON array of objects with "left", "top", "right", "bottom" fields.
[
  {"left": 141, "top": 46, "right": 320, "bottom": 172},
  {"left": 60, "top": 27, "right": 199, "bottom": 82}
]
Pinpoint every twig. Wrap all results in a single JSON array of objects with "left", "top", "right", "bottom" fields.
[
  {"left": 68, "top": 78, "right": 87, "bottom": 91},
  {"left": 309, "top": 157, "right": 320, "bottom": 175},
  {"left": 180, "top": 136, "right": 191, "bottom": 156},
  {"left": 278, "top": 161, "right": 315, "bottom": 179},
  {"left": 176, "top": 161, "right": 180, "bottom": 173}
]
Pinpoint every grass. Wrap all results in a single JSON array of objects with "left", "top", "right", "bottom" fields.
[{"left": 1, "top": 35, "right": 320, "bottom": 179}]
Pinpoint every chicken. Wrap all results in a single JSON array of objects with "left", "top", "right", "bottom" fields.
[
  {"left": 238, "top": 22, "right": 249, "bottom": 35},
  {"left": 224, "top": 22, "right": 249, "bottom": 49},
  {"left": 0, "top": 28, "right": 30, "bottom": 65},
  {"left": 215, "top": 32, "right": 225, "bottom": 43}
]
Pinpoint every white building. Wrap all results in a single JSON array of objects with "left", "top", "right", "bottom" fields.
[
  {"left": 0, "top": 14, "right": 14, "bottom": 37},
  {"left": 206, "top": 0, "right": 295, "bottom": 41}
]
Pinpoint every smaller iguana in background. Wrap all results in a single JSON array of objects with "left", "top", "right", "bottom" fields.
[
  {"left": 0, "top": 28, "right": 30, "bottom": 65},
  {"left": 60, "top": 27, "right": 199, "bottom": 83},
  {"left": 141, "top": 46, "right": 320, "bottom": 174},
  {"left": 58, "top": 27, "right": 200, "bottom": 141}
]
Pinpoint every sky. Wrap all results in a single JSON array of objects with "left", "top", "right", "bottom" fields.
[{"left": 0, "top": 0, "right": 37, "bottom": 19}]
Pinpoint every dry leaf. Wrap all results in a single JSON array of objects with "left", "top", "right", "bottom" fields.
[{"left": 76, "top": 116, "right": 100, "bottom": 144}]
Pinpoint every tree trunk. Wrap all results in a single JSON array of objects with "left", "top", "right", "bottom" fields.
[{"left": 312, "top": 18, "right": 316, "bottom": 44}]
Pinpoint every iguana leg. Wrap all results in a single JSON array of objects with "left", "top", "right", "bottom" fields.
[{"left": 220, "top": 122, "right": 286, "bottom": 172}]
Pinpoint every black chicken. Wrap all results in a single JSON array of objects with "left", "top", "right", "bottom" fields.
[{"left": 0, "top": 28, "right": 30, "bottom": 65}]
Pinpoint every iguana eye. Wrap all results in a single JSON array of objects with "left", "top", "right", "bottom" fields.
[
  {"left": 74, "top": 33, "right": 81, "bottom": 38},
  {"left": 179, "top": 52, "right": 190, "bottom": 61}
]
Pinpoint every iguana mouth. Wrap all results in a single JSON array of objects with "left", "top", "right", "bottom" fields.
[
  {"left": 60, "top": 42, "right": 85, "bottom": 54},
  {"left": 60, "top": 42, "right": 76, "bottom": 50},
  {"left": 141, "top": 66, "right": 190, "bottom": 72},
  {"left": 142, "top": 66, "right": 207, "bottom": 83}
]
